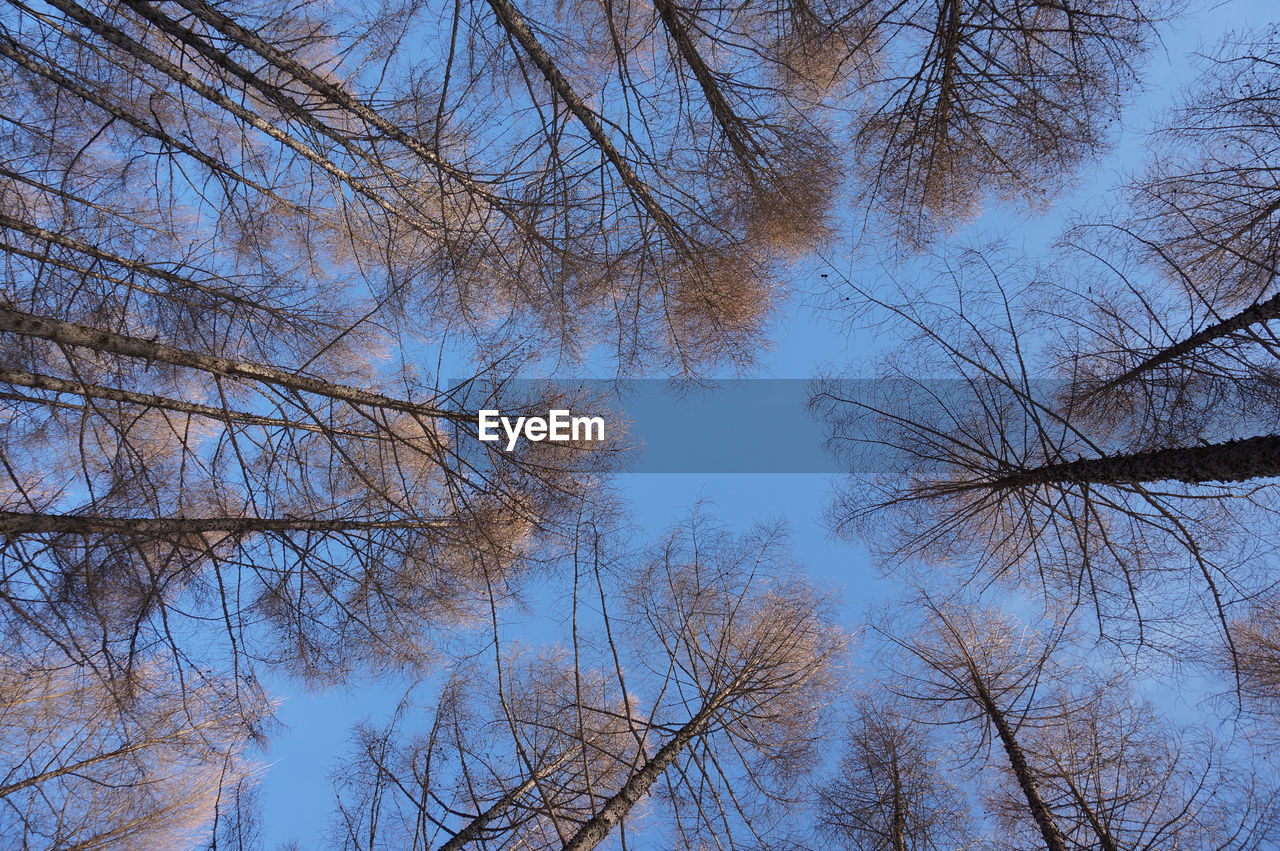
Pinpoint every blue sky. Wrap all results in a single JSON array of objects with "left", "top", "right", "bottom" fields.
[{"left": 257, "top": 1, "right": 1278, "bottom": 844}]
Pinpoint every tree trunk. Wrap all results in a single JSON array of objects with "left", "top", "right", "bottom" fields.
[
  {"left": 158, "top": 0, "right": 494, "bottom": 201},
  {"left": 37, "top": 0, "right": 433, "bottom": 235},
  {"left": 971, "top": 680, "right": 1068, "bottom": 851},
  {"left": 0, "top": 742, "right": 157, "bottom": 798},
  {"left": 889, "top": 754, "right": 907, "bottom": 851},
  {"left": 652, "top": 0, "right": 757, "bottom": 178},
  {"left": 0, "top": 511, "right": 450, "bottom": 537},
  {"left": 560, "top": 699, "right": 719, "bottom": 851},
  {"left": 0, "top": 368, "right": 370, "bottom": 438},
  {"left": 0, "top": 307, "right": 462, "bottom": 422},
  {"left": 976, "top": 434, "right": 1280, "bottom": 489},
  {"left": 436, "top": 754, "right": 571, "bottom": 851},
  {"left": 1086, "top": 290, "right": 1280, "bottom": 398},
  {"left": 934, "top": 0, "right": 965, "bottom": 142},
  {"left": 482, "top": 0, "right": 684, "bottom": 247},
  {"left": 1059, "top": 771, "right": 1119, "bottom": 851},
  {"left": 0, "top": 210, "right": 280, "bottom": 314}
]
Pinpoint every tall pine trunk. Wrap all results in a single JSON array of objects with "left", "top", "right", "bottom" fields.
[
  {"left": 0, "top": 307, "right": 459, "bottom": 421},
  {"left": 560, "top": 698, "right": 721, "bottom": 851},
  {"left": 970, "top": 678, "right": 1068, "bottom": 851},
  {"left": 972, "top": 434, "right": 1280, "bottom": 489},
  {"left": 1085, "top": 290, "right": 1280, "bottom": 398}
]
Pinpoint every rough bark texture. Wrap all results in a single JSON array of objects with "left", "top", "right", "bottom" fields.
[
  {"left": 0, "top": 511, "right": 450, "bottom": 537},
  {"left": 1088, "top": 290, "right": 1280, "bottom": 397},
  {"left": 971, "top": 679, "right": 1068, "bottom": 851},
  {"left": 560, "top": 700, "right": 718, "bottom": 851},
  {"left": 0, "top": 307, "right": 461, "bottom": 421},
  {"left": 979, "top": 434, "right": 1280, "bottom": 489}
]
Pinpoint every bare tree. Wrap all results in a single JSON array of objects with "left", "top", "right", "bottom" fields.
[
  {"left": 0, "top": 0, "right": 869, "bottom": 374},
  {"left": 1033, "top": 238, "right": 1280, "bottom": 449},
  {"left": 815, "top": 25, "right": 1280, "bottom": 662},
  {"left": 207, "top": 773, "right": 263, "bottom": 851},
  {"left": 0, "top": 3, "right": 867, "bottom": 844},
  {"left": 564, "top": 514, "right": 844, "bottom": 851},
  {"left": 1121, "top": 25, "right": 1280, "bottom": 310},
  {"left": 816, "top": 697, "right": 977, "bottom": 851},
  {"left": 0, "top": 646, "right": 263, "bottom": 849},
  {"left": 1227, "top": 597, "right": 1280, "bottom": 722},
  {"left": 815, "top": 245, "right": 1278, "bottom": 653},
  {"left": 0, "top": 0, "right": 647, "bottom": 707},
  {"left": 880, "top": 597, "right": 1071, "bottom": 851},
  {"left": 328, "top": 511, "right": 846, "bottom": 850},
  {"left": 1022, "top": 25, "right": 1280, "bottom": 446},
  {"left": 988, "top": 686, "right": 1280, "bottom": 851},
  {"left": 0, "top": 311, "right": 609, "bottom": 689},
  {"left": 879, "top": 595, "right": 1279, "bottom": 851},
  {"left": 0, "top": 0, "right": 1199, "bottom": 700},
  {"left": 0, "top": 3, "right": 1241, "bottom": 847},
  {"left": 0, "top": 0, "right": 878, "bottom": 719},
  {"left": 930, "top": 27, "right": 1280, "bottom": 500},
  {"left": 851, "top": 0, "right": 1168, "bottom": 249},
  {"left": 330, "top": 652, "right": 641, "bottom": 851}
]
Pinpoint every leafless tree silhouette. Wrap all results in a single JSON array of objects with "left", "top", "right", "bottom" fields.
[
  {"left": 816, "top": 247, "right": 1279, "bottom": 657},
  {"left": 851, "top": 0, "right": 1168, "bottom": 249},
  {"left": 816, "top": 696, "right": 977, "bottom": 851},
  {"left": 329, "top": 511, "right": 845, "bottom": 850},
  {"left": 1122, "top": 25, "right": 1280, "bottom": 310},
  {"left": 0, "top": 645, "right": 264, "bottom": 848},
  {"left": 878, "top": 595, "right": 1279, "bottom": 851}
]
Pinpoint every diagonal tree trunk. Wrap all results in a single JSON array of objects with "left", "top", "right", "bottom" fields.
[
  {"left": 154, "top": 0, "right": 497, "bottom": 202},
  {"left": 0, "top": 511, "right": 451, "bottom": 537},
  {"left": 0, "top": 39, "right": 296, "bottom": 214},
  {"left": 652, "top": 0, "right": 759, "bottom": 180},
  {"left": 0, "top": 307, "right": 463, "bottom": 422},
  {"left": 483, "top": 0, "right": 686, "bottom": 248},
  {"left": 436, "top": 752, "right": 574, "bottom": 851},
  {"left": 560, "top": 697, "right": 721, "bottom": 851},
  {"left": 1084, "top": 290, "right": 1280, "bottom": 399},
  {"left": 969, "top": 434, "right": 1280, "bottom": 490},
  {"left": 0, "top": 211, "right": 290, "bottom": 316},
  {"left": 36, "top": 0, "right": 452, "bottom": 241},
  {"left": 0, "top": 368, "right": 370, "bottom": 438},
  {"left": 0, "top": 739, "right": 177, "bottom": 798},
  {"left": 969, "top": 676, "right": 1068, "bottom": 851},
  {"left": 933, "top": 0, "right": 965, "bottom": 151},
  {"left": 1057, "top": 768, "right": 1120, "bottom": 851}
]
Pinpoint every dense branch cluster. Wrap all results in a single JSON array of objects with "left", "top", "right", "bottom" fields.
[
  {"left": 4, "top": 0, "right": 1279, "bottom": 848},
  {"left": 812, "top": 21, "right": 1280, "bottom": 850}
]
